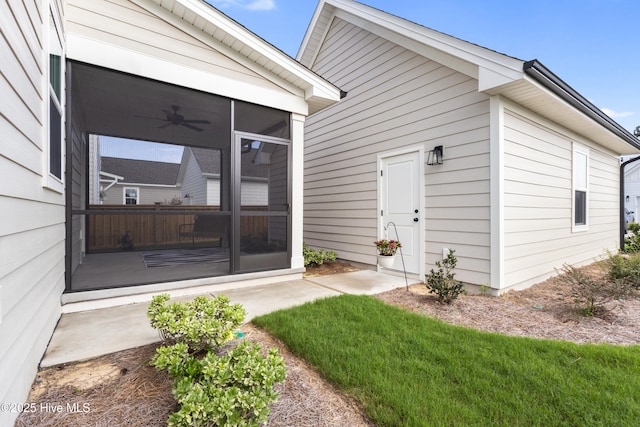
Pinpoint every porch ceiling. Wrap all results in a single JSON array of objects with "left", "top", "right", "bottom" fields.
[{"left": 72, "top": 62, "right": 226, "bottom": 148}]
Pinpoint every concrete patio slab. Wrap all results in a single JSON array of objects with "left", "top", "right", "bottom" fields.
[
  {"left": 40, "top": 271, "right": 414, "bottom": 368},
  {"left": 305, "top": 269, "right": 413, "bottom": 295}
]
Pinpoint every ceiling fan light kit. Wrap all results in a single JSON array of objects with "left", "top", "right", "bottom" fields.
[{"left": 136, "top": 105, "right": 211, "bottom": 132}]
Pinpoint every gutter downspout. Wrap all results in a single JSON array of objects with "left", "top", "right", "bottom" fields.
[{"left": 620, "top": 156, "right": 640, "bottom": 250}]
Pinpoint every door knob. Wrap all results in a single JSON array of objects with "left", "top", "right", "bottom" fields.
[{"left": 413, "top": 218, "right": 419, "bottom": 222}]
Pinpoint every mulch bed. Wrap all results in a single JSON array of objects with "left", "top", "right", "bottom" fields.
[{"left": 16, "top": 261, "right": 640, "bottom": 426}]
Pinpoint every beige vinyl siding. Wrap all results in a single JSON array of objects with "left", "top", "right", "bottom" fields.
[
  {"left": 102, "top": 184, "right": 181, "bottom": 205},
  {"left": 0, "top": 1, "right": 64, "bottom": 425},
  {"left": 69, "top": 103, "right": 87, "bottom": 274},
  {"left": 304, "top": 18, "right": 491, "bottom": 282},
  {"left": 181, "top": 151, "right": 208, "bottom": 205},
  {"left": 66, "top": 0, "right": 282, "bottom": 93},
  {"left": 503, "top": 108, "right": 619, "bottom": 290}
]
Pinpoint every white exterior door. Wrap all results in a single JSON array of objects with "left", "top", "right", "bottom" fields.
[{"left": 379, "top": 150, "right": 423, "bottom": 275}]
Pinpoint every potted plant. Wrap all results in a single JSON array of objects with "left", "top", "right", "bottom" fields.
[{"left": 374, "top": 239, "right": 401, "bottom": 268}]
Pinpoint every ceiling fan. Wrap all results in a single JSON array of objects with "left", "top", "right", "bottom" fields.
[{"left": 136, "top": 105, "right": 211, "bottom": 132}]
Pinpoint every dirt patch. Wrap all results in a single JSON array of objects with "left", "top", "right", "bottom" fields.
[
  {"left": 303, "top": 260, "right": 361, "bottom": 277},
  {"left": 16, "top": 262, "right": 640, "bottom": 426}
]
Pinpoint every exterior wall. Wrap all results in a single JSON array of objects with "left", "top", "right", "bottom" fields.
[
  {"left": 89, "top": 136, "right": 101, "bottom": 204},
  {"left": 69, "top": 95, "right": 88, "bottom": 274},
  {"left": 0, "top": 1, "right": 64, "bottom": 425},
  {"left": 624, "top": 161, "right": 640, "bottom": 217},
  {"left": 502, "top": 104, "right": 620, "bottom": 290},
  {"left": 180, "top": 151, "right": 209, "bottom": 205},
  {"left": 102, "top": 184, "right": 182, "bottom": 205},
  {"left": 241, "top": 180, "right": 268, "bottom": 206},
  {"left": 303, "top": 18, "right": 491, "bottom": 283},
  {"left": 65, "top": 0, "right": 285, "bottom": 105}
]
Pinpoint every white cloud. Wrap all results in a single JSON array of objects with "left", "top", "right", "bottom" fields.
[
  {"left": 245, "top": 0, "right": 275, "bottom": 10},
  {"left": 601, "top": 108, "right": 635, "bottom": 119},
  {"left": 209, "top": 0, "right": 275, "bottom": 11}
]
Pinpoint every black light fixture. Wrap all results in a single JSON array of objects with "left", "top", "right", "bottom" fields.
[
  {"left": 626, "top": 195, "right": 630, "bottom": 203},
  {"left": 427, "top": 145, "right": 444, "bottom": 165}
]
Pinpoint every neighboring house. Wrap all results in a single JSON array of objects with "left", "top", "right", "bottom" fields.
[
  {"left": 299, "top": 0, "right": 640, "bottom": 294},
  {"left": 178, "top": 147, "right": 269, "bottom": 206},
  {"left": 99, "top": 157, "right": 182, "bottom": 205},
  {"left": 622, "top": 155, "right": 640, "bottom": 223},
  {"left": 0, "top": 0, "right": 340, "bottom": 425}
]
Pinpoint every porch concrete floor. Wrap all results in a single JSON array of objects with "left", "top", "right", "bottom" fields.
[
  {"left": 71, "top": 250, "right": 230, "bottom": 291},
  {"left": 42, "top": 270, "right": 417, "bottom": 368}
]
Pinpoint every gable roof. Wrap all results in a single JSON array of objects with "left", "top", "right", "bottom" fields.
[
  {"left": 101, "top": 157, "right": 180, "bottom": 185},
  {"left": 67, "top": 0, "right": 341, "bottom": 115},
  {"left": 299, "top": 0, "right": 640, "bottom": 153},
  {"left": 188, "top": 147, "right": 269, "bottom": 178}
]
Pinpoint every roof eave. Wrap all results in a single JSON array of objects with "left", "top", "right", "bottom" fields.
[
  {"left": 523, "top": 60, "right": 640, "bottom": 151},
  {"left": 141, "top": 0, "right": 341, "bottom": 115}
]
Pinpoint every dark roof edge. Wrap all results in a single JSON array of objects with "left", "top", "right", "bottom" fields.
[{"left": 523, "top": 59, "right": 640, "bottom": 150}]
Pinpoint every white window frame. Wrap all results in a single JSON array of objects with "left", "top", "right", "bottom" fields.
[
  {"left": 123, "top": 187, "right": 140, "bottom": 205},
  {"left": 45, "top": 2, "right": 65, "bottom": 192},
  {"left": 572, "top": 143, "right": 589, "bottom": 232}
]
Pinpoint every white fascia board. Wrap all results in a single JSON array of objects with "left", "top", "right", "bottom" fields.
[
  {"left": 99, "top": 171, "right": 124, "bottom": 180},
  {"left": 140, "top": 0, "right": 341, "bottom": 110},
  {"left": 66, "top": 33, "right": 310, "bottom": 115}
]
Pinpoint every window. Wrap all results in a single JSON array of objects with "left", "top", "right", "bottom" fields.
[
  {"left": 124, "top": 187, "right": 139, "bottom": 205},
  {"left": 573, "top": 144, "right": 589, "bottom": 230},
  {"left": 47, "top": 5, "right": 64, "bottom": 188}
]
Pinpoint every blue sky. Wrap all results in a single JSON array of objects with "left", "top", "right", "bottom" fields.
[
  {"left": 103, "top": 0, "right": 640, "bottom": 162},
  {"left": 207, "top": 0, "right": 640, "bottom": 133}
]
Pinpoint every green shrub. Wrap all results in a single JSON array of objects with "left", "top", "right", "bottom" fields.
[
  {"left": 624, "top": 222, "right": 640, "bottom": 252},
  {"left": 149, "top": 295, "right": 286, "bottom": 426},
  {"left": 303, "top": 242, "right": 337, "bottom": 267},
  {"left": 425, "top": 250, "right": 464, "bottom": 304},
  {"left": 606, "top": 252, "right": 640, "bottom": 290},
  {"left": 558, "top": 263, "right": 634, "bottom": 317},
  {"left": 151, "top": 342, "right": 286, "bottom": 427},
  {"left": 147, "top": 294, "right": 246, "bottom": 352}
]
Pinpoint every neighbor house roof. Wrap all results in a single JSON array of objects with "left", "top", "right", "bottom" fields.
[
  {"left": 299, "top": 0, "right": 640, "bottom": 153},
  {"left": 101, "top": 157, "right": 180, "bottom": 185},
  {"left": 189, "top": 147, "right": 269, "bottom": 178}
]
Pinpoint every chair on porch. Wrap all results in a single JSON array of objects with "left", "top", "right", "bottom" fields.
[{"left": 178, "top": 215, "right": 229, "bottom": 248}]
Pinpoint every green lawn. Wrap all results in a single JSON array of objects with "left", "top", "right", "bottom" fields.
[{"left": 252, "top": 294, "right": 640, "bottom": 426}]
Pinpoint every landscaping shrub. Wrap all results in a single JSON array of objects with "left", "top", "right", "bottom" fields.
[
  {"left": 558, "top": 263, "right": 634, "bottom": 316},
  {"left": 148, "top": 294, "right": 246, "bottom": 352},
  {"left": 606, "top": 252, "right": 640, "bottom": 290},
  {"left": 303, "top": 242, "right": 337, "bottom": 267},
  {"left": 624, "top": 222, "right": 640, "bottom": 253},
  {"left": 425, "top": 250, "right": 464, "bottom": 304},
  {"left": 148, "top": 294, "right": 286, "bottom": 426},
  {"left": 151, "top": 341, "right": 286, "bottom": 427}
]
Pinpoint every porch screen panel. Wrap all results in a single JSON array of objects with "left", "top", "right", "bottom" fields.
[{"left": 237, "top": 137, "right": 290, "bottom": 272}]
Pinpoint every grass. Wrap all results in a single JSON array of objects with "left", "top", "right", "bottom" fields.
[{"left": 252, "top": 294, "right": 640, "bottom": 426}]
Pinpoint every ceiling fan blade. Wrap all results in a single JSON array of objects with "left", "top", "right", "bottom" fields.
[
  {"left": 182, "top": 119, "right": 211, "bottom": 124},
  {"left": 158, "top": 122, "right": 173, "bottom": 129},
  {"left": 181, "top": 123, "right": 204, "bottom": 132},
  {"left": 134, "top": 114, "right": 166, "bottom": 121}
]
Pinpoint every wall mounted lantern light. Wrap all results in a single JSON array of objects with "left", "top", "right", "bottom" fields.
[
  {"left": 626, "top": 195, "right": 630, "bottom": 203},
  {"left": 427, "top": 145, "right": 444, "bottom": 165}
]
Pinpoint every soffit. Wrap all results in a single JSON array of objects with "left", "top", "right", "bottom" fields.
[
  {"left": 496, "top": 78, "right": 640, "bottom": 154},
  {"left": 140, "top": 0, "right": 341, "bottom": 114}
]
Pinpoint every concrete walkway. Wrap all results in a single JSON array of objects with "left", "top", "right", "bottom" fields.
[{"left": 42, "top": 270, "right": 415, "bottom": 368}]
